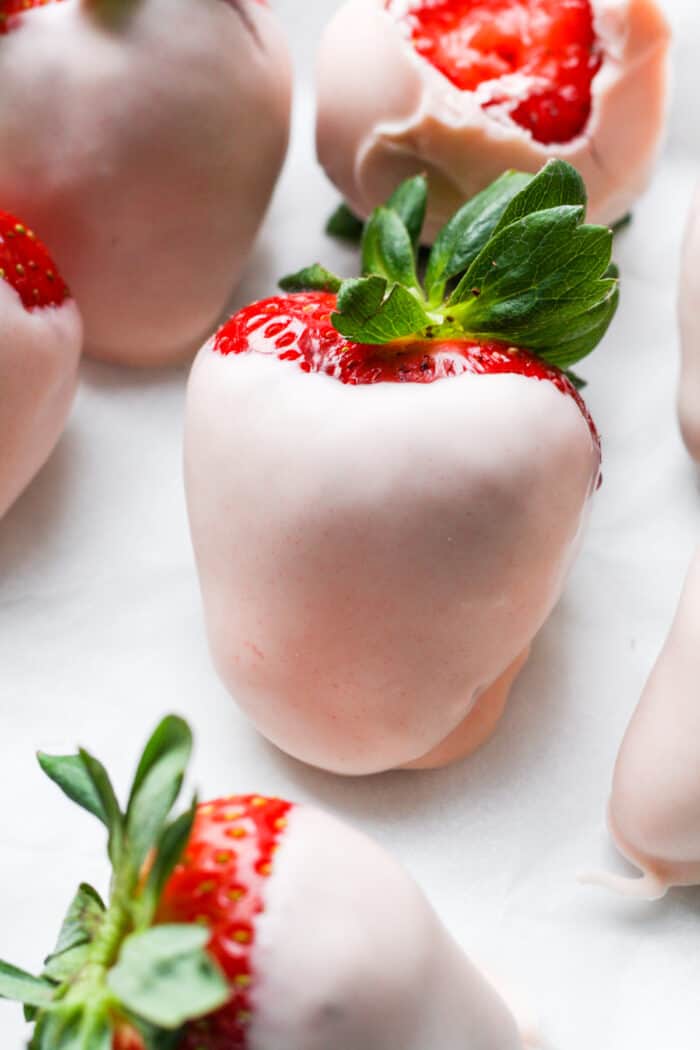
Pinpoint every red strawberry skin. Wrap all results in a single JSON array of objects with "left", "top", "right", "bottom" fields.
[
  {"left": 213, "top": 291, "right": 599, "bottom": 445},
  {"left": 0, "top": 211, "right": 70, "bottom": 311},
  {"left": 154, "top": 795, "right": 293, "bottom": 1050},
  {"left": 0, "top": 0, "right": 67, "bottom": 34},
  {"left": 401, "top": 0, "right": 602, "bottom": 145}
]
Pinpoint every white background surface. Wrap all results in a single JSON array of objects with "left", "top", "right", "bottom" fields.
[{"left": 1, "top": 1, "right": 700, "bottom": 1047}]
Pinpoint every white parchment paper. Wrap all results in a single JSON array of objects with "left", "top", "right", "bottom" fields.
[{"left": 1, "top": 1, "right": 699, "bottom": 1047}]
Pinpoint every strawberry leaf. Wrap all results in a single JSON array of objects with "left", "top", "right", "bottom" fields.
[
  {"left": 424, "top": 170, "right": 532, "bottom": 305},
  {"left": 332, "top": 276, "right": 432, "bottom": 344},
  {"left": 30, "top": 1006, "right": 111, "bottom": 1050},
  {"left": 78, "top": 749, "right": 124, "bottom": 867},
  {"left": 447, "top": 206, "right": 616, "bottom": 366},
  {"left": 0, "top": 962, "right": 55, "bottom": 1007},
  {"left": 361, "top": 207, "right": 421, "bottom": 292},
  {"left": 386, "top": 175, "right": 427, "bottom": 250},
  {"left": 37, "top": 753, "right": 112, "bottom": 830},
  {"left": 279, "top": 264, "right": 342, "bottom": 294},
  {"left": 107, "top": 926, "right": 229, "bottom": 1030},
  {"left": 50, "top": 884, "right": 106, "bottom": 958},
  {"left": 326, "top": 202, "right": 364, "bottom": 242},
  {"left": 125, "top": 717, "right": 192, "bottom": 872},
  {"left": 137, "top": 800, "right": 198, "bottom": 928},
  {"left": 491, "top": 158, "right": 586, "bottom": 236},
  {"left": 43, "top": 945, "right": 91, "bottom": 985}
]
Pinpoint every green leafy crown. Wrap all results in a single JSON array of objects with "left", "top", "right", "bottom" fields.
[
  {"left": 0, "top": 717, "right": 228, "bottom": 1050},
  {"left": 281, "top": 159, "right": 619, "bottom": 375}
]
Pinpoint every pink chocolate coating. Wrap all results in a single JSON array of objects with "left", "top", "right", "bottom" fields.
[
  {"left": 0, "top": 0, "right": 291, "bottom": 366},
  {"left": 185, "top": 343, "right": 600, "bottom": 776},
  {"left": 0, "top": 280, "right": 82, "bottom": 519},
  {"left": 316, "top": 0, "right": 669, "bottom": 239},
  {"left": 679, "top": 185, "right": 700, "bottom": 462},
  {"left": 599, "top": 546, "right": 700, "bottom": 899},
  {"left": 249, "top": 804, "right": 526, "bottom": 1049}
]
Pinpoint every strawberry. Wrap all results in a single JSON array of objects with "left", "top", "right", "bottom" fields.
[
  {"left": 213, "top": 290, "right": 598, "bottom": 439},
  {"left": 0, "top": 207, "right": 81, "bottom": 519},
  {"left": 0, "top": 0, "right": 67, "bottom": 34},
  {"left": 402, "top": 0, "right": 602, "bottom": 145},
  {"left": 0, "top": 0, "right": 291, "bottom": 365},
  {"left": 185, "top": 160, "right": 615, "bottom": 776},
  {"left": 0, "top": 211, "right": 70, "bottom": 311},
  {"left": 317, "top": 0, "right": 669, "bottom": 239},
  {"left": 0, "top": 717, "right": 528, "bottom": 1049}
]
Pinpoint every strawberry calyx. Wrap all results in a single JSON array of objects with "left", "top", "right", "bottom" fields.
[
  {"left": 283, "top": 160, "right": 618, "bottom": 389},
  {"left": 0, "top": 718, "right": 231, "bottom": 1050}
]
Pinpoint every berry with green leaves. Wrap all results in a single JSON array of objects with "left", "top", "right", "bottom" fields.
[
  {"left": 0, "top": 717, "right": 531, "bottom": 1050},
  {"left": 184, "top": 158, "right": 617, "bottom": 775}
]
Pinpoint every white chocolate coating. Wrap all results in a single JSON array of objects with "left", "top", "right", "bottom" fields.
[
  {"left": 316, "top": 0, "right": 669, "bottom": 239},
  {"left": 596, "top": 546, "right": 700, "bottom": 899},
  {"left": 185, "top": 344, "right": 600, "bottom": 775},
  {"left": 0, "top": 0, "right": 291, "bottom": 367},
  {"left": 679, "top": 185, "right": 700, "bottom": 462},
  {"left": 0, "top": 280, "right": 82, "bottom": 518},
  {"left": 250, "top": 805, "right": 524, "bottom": 1050}
]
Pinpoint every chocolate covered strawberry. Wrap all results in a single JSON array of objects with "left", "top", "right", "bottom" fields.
[
  {"left": 0, "top": 717, "right": 530, "bottom": 1049},
  {"left": 317, "top": 0, "right": 669, "bottom": 239},
  {"left": 185, "top": 160, "right": 616, "bottom": 775},
  {"left": 0, "top": 0, "right": 291, "bottom": 366},
  {"left": 0, "top": 210, "right": 82, "bottom": 519}
]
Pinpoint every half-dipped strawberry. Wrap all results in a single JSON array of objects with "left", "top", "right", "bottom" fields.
[
  {"left": 185, "top": 160, "right": 617, "bottom": 775},
  {"left": 0, "top": 210, "right": 82, "bottom": 519},
  {"left": 0, "top": 717, "right": 530, "bottom": 1049},
  {"left": 0, "top": 0, "right": 291, "bottom": 366},
  {"left": 317, "top": 0, "right": 669, "bottom": 238}
]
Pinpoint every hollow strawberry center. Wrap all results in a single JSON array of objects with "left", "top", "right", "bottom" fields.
[
  {"left": 213, "top": 292, "right": 599, "bottom": 446},
  {"left": 0, "top": 214, "right": 69, "bottom": 311},
  {"left": 394, "top": 0, "right": 602, "bottom": 144}
]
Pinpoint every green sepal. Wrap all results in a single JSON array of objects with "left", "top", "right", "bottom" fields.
[
  {"left": 29, "top": 1004, "right": 111, "bottom": 1050},
  {"left": 448, "top": 206, "right": 617, "bottom": 367},
  {"left": 107, "top": 926, "right": 229, "bottom": 1030},
  {"left": 385, "top": 175, "right": 428, "bottom": 250},
  {"left": 37, "top": 754, "right": 112, "bottom": 832},
  {"left": 50, "top": 885, "right": 106, "bottom": 960},
  {"left": 43, "top": 945, "right": 91, "bottom": 986},
  {"left": 78, "top": 750, "right": 124, "bottom": 867},
  {"left": 326, "top": 201, "right": 364, "bottom": 242},
  {"left": 424, "top": 170, "right": 532, "bottom": 304},
  {"left": 279, "top": 264, "right": 342, "bottom": 294},
  {"left": 125, "top": 716, "right": 192, "bottom": 872},
  {"left": 332, "top": 276, "right": 433, "bottom": 344},
  {"left": 137, "top": 799, "right": 198, "bottom": 929},
  {"left": 361, "top": 207, "right": 421, "bottom": 292},
  {"left": 490, "top": 158, "right": 586, "bottom": 237},
  {"left": 0, "top": 962, "right": 55, "bottom": 1008}
]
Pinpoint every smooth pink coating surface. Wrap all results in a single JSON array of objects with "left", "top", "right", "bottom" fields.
[
  {"left": 250, "top": 805, "right": 525, "bottom": 1049},
  {"left": 185, "top": 343, "right": 600, "bottom": 775},
  {"left": 0, "top": 280, "right": 82, "bottom": 518},
  {"left": 679, "top": 184, "right": 700, "bottom": 461},
  {"left": 316, "top": 0, "right": 669, "bottom": 239},
  {"left": 0, "top": 0, "right": 292, "bottom": 366},
  {"left": 606, "top": 545, "right": 700, "bottom": 896}
]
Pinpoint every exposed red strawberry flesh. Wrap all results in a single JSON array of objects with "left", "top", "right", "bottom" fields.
[
  {"left": 396, "top": 0, "right": 602, "bottom": 145},
  {"left": 0, "top": 0, "right": 67, "bottom": 34},
  {"left": 156, "top": 795, "right": 293, "bottom": 1050},
  {"left": 0, "top": 211, "right": 69, "bottom": 310},
  {"left": 214, "top": 291, "right": 600, "bottom": 447}
]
